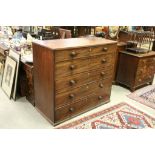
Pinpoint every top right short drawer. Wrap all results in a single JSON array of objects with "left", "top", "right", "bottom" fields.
[{"left": 90, "top": 44, "right": 116, "bottom": 56}]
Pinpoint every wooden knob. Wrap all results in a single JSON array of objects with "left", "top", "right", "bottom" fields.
[
  {"left": 98, "top": 96, "right": 103, "bottom": 100},
  {"left": 69, "top": 80, "right": 76, "bottom": 85},
  {"left": 89, "top": 48, "right": 92, "bottom": 52},
  {"left": 101, "top": 59, "right": 106, "bottom": 63},
  {"left": 69, "top": 107, "right": 74, "bottom": 112},
  {"left": 103, "top": 47, "right": 108, "bottom": 51},
  {"left": 100, "top": 72, "right": 105, "bottom": 76},
  {"left": 70, "top": 51, "right": 77, "bottom": 57},
  {"left": 70, "top": 64, "right": 75, "bottom": 70},
  {"left": 99, "top": 83, "right": 104, "bottom": 88},
  {"left": 69, "top": 93, "right": 75, "bottom": 99},
  {"left": 149, "top": 76, "right": 152, "bottom": 79},
  {"left": 138, "top": 79, "right": 142, "bottom": 82}
]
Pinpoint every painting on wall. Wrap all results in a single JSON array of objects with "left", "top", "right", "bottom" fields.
[{"left": 2, "top": 56, "right": 16, "bottom": 98}]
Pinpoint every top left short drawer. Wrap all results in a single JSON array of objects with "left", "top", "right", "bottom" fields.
[{"left": 55, "top": 47, "right": 90, "bottom": 62}]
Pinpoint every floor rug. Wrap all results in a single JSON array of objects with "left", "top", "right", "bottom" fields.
[
  {"left": 127, "top": 85, "right": 155, "bottom": 110},
  {"left": 56, "top": 102, "right": 155, "bottom": 129}
]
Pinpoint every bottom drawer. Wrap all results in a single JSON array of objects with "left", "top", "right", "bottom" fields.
[
  {"left": 55, "top": 91, "right": 111, "bottom": 123},
  {"left": 135, "top": 75, "right": 154, "bottom": 87}
]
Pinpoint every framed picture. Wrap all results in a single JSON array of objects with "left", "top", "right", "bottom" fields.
[
  {"left": 2, "top": 56, "right": 17, "bottom": 98},
  {"left": 9, "top": 49, "right": 20, "bottom": 100}
]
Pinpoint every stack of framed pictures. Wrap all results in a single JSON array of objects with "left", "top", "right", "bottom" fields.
[{"left": 1, "top": 49, "right": 20, "bottom": 100}]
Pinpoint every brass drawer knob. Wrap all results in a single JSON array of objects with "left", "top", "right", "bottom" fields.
[
  {"left": 98, "top": 96, "right": 103, "bottom": 100},
  {"left": 99, "top": 83, "right": 104, "bottom": 88},
  {"left": 69, "top": 107, "right": 74, "bottom": 112},
  {"left": 100, "top": 72, "right": 105, "bottom": 76},
  {"left": 69, "top": 80, "right": 76, "bottom": 85},
  {"left": 69, "top": 93, "right": 75, "bottom": 99},
  {"left": 70, "top": 51, "right": 77, "bottom": 57},
  {"left": 70, "top": 64, "right": 75, "bottom": 70},
  {"left": 101, "top": 59, "right": 106, "bottom": 63},
  {"left": 103, "top": 47, "right": 108, "bottom": 51}
]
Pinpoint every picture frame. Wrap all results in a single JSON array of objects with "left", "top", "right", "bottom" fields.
[
  {"left": 9, "top": 49, "right": 20, "bottom": 100},
  {"left": 2, "top": 56, "right": 17, "bottom": 98},
  {"left": 0, "top": 60, "right": 4, "bottom": 86}
]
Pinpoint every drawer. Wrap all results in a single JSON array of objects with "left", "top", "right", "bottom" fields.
[
  {"left": 90, "top": 53, "right": 114, "bottom": 69},
  {"left": 90, "top": 44, "right": 116, "bottom": 56},
  {"left": 55, "top": 47, "right": 90, "bottom": 62},
  {"left": 55, "top": 67, "right": 113, "bottom": 94},
  {"left": 138, "top": 57, "right": 155, "bottom": 67},
  {"left": 137, "top": 65, "right": 155, "bottom": 76},
  {"left": 55, "top": 58, "right": 90, "bottom": 77},
  {"left": 55, "top": 81, "right": 96, "bottom": 108},
  {"left": 55, "top": 92, "right": 110, "bottom": 122},
  {"left": 135, "top": 75, "right": 154, "bottom": 87}
]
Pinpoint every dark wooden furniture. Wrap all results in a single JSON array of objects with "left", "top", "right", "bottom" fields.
[
  {"left": 60, "top": 26, "right": 95, "bottom": 38},
  {"left": 113, "top": 42, "right": 127, "bottom": 83},
  {"left": 19, "top": 62, "right": 35, "bottom": 106},
  {"left": 32, "top": 38, "right": 117, "bottom": 125},
  {"left": 22, "top": 62, "right": 34, "bottom": 106},
  {"left": 116, "top": 51, "right": 155, "bottom": 91}
]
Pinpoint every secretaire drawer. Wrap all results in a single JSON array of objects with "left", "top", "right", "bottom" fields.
[
  {"left": 90, "top": 44, "right": 116, "bottom": 56},
  {"left": 55, "top": 57, "right": 90, "bottom": 77},
  {"left": 55, "top": 47, "right": 90, "bottom": 62}
]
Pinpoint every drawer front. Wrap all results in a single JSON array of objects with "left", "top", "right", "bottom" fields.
[
  {"left": 55, "top": 47, "right": 90, "bottom": 62},
  {"left": 55, "top": 67, "right": 113, "bottom": 94},
  {"left": 55, "top": 89, "right": 111, "bottom": 123},
  {"left": 55, "top": 82, "right": 96, "bottom": 108},
  {"left": 137, "top": 65, "right": 155, "bottom": 76},
  {"left": 90, "top": 53, "right": 114, "bottom": 69},
  {"left": 55, "top": 58, "right": 90, "bottom": 77},
  {"left": 55, "top": 77, "right": 112, "bottom": 108},
  {"left": 90, "top": 44, "right": 116, "bottom": 56},
  {"left": 138, "top": 57, "right": 155, "bottom": 67},
  {"left": 135, "top": 75, "right": 154, "bottom": 87}
]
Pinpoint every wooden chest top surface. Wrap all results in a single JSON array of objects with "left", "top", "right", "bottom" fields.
[{"left": 32, "top": 37, "right": 117, "bottom": 50}]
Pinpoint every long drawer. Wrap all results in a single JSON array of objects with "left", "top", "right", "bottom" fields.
[
  {"left": 55, "top": 53, "right": 113, "bottom": 78},
  {"left": 55, "top": 90, "right": 111, "bottom": 122},
  {"left": 55, "top": 78, "right": 112, "bottom": 108},
  {"left": 55, "top": 67, "right": 113, "bottom": 94}
]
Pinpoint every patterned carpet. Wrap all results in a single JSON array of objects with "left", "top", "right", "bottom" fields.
[
  {"left": 128, "top": 85, "right": 155, "bottom": 110},
  {"left": 56, "top": 102, "right": 155, "bottom": 129}
]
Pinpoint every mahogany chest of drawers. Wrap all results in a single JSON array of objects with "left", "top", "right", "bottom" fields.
[
  {"left": 32, "top": 38, "right": 117, "bottom": 125},
  {"left": 116, "top": 51, "right": 155, "bottom": 91}
]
